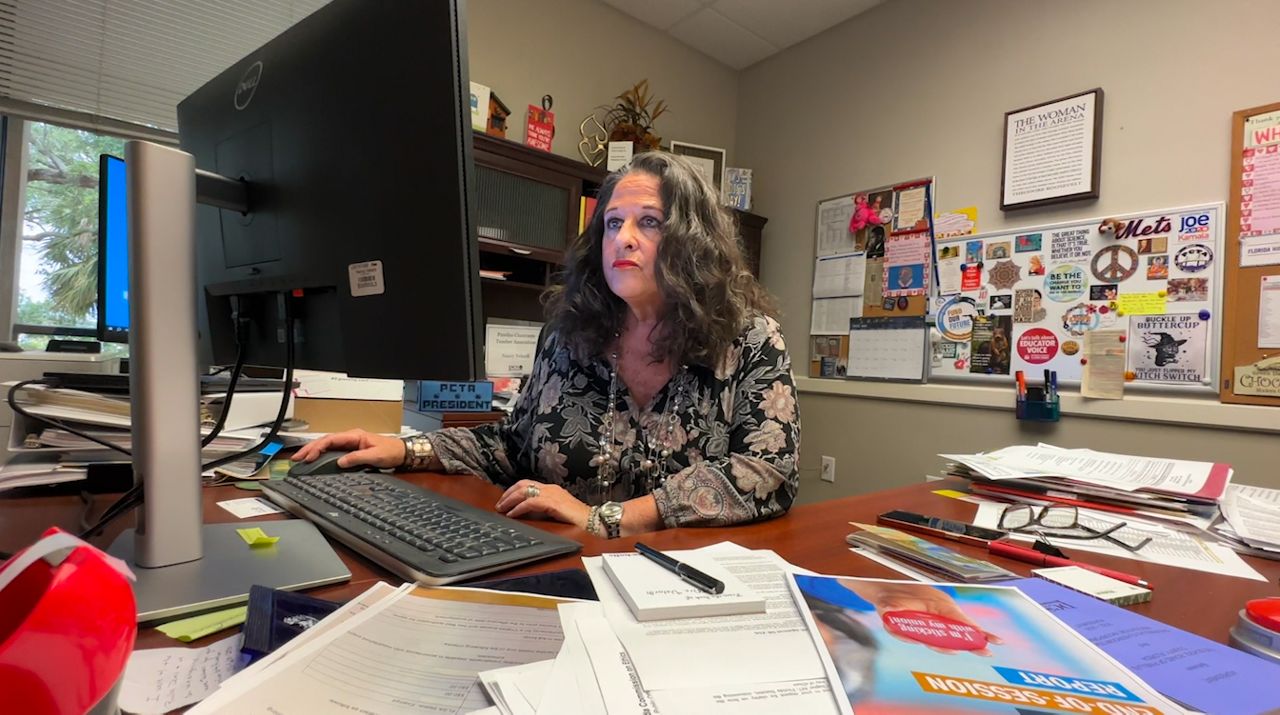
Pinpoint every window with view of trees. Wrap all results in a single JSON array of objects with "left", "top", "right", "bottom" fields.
[{"left": 16, "top": 121, "right": 126, "bottom": 349}]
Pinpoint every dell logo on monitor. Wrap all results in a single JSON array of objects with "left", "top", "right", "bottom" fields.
[{"left": 234, "top": 61, "right": 264, "bottom": 110}]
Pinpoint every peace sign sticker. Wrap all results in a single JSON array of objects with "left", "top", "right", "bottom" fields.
[{"left": 1090, "top": 244, "right": 1139, "bottom": 283}]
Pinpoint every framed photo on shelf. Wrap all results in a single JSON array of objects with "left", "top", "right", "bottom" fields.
[
  {"left": 669, "top": 141, "right": 726, "bottom": 195},
  {"left": 1000, "top": 88, "right": 1104, "bottom": 211}
]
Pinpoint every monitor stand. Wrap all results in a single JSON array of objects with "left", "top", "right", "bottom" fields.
[{"left": 110, "top": 140, "right": 349, "bottom": 621}]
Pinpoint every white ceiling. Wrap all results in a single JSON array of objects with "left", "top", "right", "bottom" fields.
[{"left": 600, "top": 0, "right": 885, "bottom": 70}]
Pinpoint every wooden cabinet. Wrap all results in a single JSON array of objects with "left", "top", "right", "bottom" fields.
[{"left": 470, "top": 132, "right": 767, "bottom": 322}]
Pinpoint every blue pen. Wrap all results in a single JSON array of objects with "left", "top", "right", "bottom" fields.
[{"left": 1050, "top": 370, "right": 1058, "bottom": 400}]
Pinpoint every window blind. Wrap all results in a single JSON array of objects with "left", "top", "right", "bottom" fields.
[{"left": 0, "top": 0, "right": 329, "bottom": 134}]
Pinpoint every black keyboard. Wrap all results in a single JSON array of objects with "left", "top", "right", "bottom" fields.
[{"left": 262, "top": 472, "right": 581, "bottom": 585}]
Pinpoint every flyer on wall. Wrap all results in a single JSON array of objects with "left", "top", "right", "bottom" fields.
[{"left": 789, "top": 574, "right": 1182, "bottom": 714}]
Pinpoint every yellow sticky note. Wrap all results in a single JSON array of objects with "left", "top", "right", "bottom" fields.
[
  {"left": 1115, "top": 292, "right": 1167, "bottom": 316},
  {"left": 236, "top": 527, "right": 280, "bottom": 548},
  {"left": 932, "top": 489, "right": 970, "bottom": 500},
  {"left": 155, "top": 605, "right": 248, "bottom": 642}
]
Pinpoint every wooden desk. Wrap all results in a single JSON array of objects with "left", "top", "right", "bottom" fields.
[{"left": 3, "top": 475, "right": 1277, "bottom": 651}]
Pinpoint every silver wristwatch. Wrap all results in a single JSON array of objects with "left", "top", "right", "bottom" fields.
[
  {"left": 399, "top": 434, "right": 435, "bottom": 471},
  {"left": 598, "top": 501, "right": 624, "bottom": 539}
]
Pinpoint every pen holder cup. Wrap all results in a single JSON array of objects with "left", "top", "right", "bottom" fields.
[{"left": 1016, "top": 397, "right": 1060, "bottom": 422}]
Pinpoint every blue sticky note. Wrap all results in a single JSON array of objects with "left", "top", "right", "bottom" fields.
[{"left": 1008, "top": 578, "right": 1280, "bottom": 715}]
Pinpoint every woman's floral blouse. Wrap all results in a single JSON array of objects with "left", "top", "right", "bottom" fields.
[{"left": 428, "top": 315, "right": 800, "bottom": 528}]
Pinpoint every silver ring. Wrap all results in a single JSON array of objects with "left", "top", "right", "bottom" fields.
[{"left": 525, "top": 484, "right": 541, "bottom": 499}]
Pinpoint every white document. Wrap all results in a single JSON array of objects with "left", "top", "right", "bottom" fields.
[
  {"left": 650, "top": 679, "right": 836, "bottom": 715},
  {"left": 485, "top": 323, "right": 543, "bottom": 376},
  {"left": 812, "top": 252, "right": 866, "bottom": 298},
  {"left": 215, "top": 497, "right": 284, "bottom": 519},
  {"left": 292, "top": 369, "right": 402, "bottom": 401},
  {"left": 567, "top": 591, "right": 839, "bottom": 715},
  {"left": 537, "top": 603, "right": 607, "bottom": 715},
  {"left": 1261, "top": 275, "right": 1280, "bottom": 348},
  {"left": 943, "top": 444, "right": 1230, "bottom": 499},
  {"left": 816, "top": 197, "right": 856, "bottom": 256},
  {"left": 120, "top": 637, "right": 241, "bottom": 714},
  {"left": 894, "top": 186, "right": 926, "bottom": 230},
  {"left": 810, "top": 297, "right": 862, "bottom": 335},
  {"left": 203, "top": 586, "right": 566, "bottom": 714},
  {"left": 1221, "top": 483, "right": 1280, "bottom": 547},
  {"left": 479, "top": 660, "right": 551, "bottom": 715},
  {"left": 193, "top": 583, "right": 407, "bottom": 713},
  {"left": 584, "top": 543, "right": 826, "bottom": 691},
  {"left": 972, "top": 503, "right": 1266, "bottom": 581},
  {"left": 936, "top": 254, "right": 963, "bottom": 294}
]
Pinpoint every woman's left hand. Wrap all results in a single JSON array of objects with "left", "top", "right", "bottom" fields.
[{"left": 495, "top": 479, "right": 591, "bottom": 529}]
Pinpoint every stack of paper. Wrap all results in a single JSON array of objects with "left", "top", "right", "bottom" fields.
[
  {"left": 480, "top": 542, "right": 840, "bottom": 715},
  {"left": 1216, "top": 483, "right": 1280, "bottom": 559},
  {"left": 3, "top": 382, "right": 278, "bottom": 489},
  {"left": 942, "top": 443, "right": 1233, "bottom": 521}
]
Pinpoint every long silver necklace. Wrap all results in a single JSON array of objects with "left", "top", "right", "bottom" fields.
[{"left": 589, "top": 352, "right": 688, "bottom": 500}]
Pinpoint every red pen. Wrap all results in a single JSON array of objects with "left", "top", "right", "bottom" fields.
[{"left": 988, "top": 539, "right": 1151, "bottom": 589}]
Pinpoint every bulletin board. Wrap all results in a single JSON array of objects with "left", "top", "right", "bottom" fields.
[
  {"left": 930, "top": 203, "right": 1224, "bottom": 392},
  {"left": 1222, "top": 101, "right": 1280, "bottom": 406},
  {"left": 809, "top": 178, "right": 936, "bottom": 380}
]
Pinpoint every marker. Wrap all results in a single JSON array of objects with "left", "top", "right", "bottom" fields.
[
  {"left": 988, "top": 540, "right": 1150, "bottom": 588},
  {"left": 1015, "top": 370, "right": 1026, "bottom": 399},
  {"left": 1049, "top": 370, "right": 1058, "bottom": 400},
  {"left": 635, "top": 542, "right": 725, "bottom": 594}
]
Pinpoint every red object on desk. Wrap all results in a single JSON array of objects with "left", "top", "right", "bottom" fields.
[
  {"left": 0, "top": 528, "right": 137, "bottom": 715},
  {"left": 988, "top": 539, "right": 1151, "bottom": 589}
]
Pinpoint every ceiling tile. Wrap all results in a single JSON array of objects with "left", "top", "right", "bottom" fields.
[
  {"left": 668, "top": 8, "right": 776, "bottom": 70},
  {"left": 711, "top": 0, "right": 883, "bottom": 50},
  {"left": 600, "top": 0, "right": 707, "bottom": 30}
]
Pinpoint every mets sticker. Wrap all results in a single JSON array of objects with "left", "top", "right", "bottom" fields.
[
  {"left": 1016, "top": 328, "right": 1059, "bottom": 364},
  {"left": 1174, "top": 244, "right": 1213, "bottom": 273},
  {"left": 939, "top": 296, "right": 979, "bottom": 341},
  {"left": 1062, "top": 303, "right": 1100, "bottom": 336},
  {"left": 987, "top": 259, "right": 1022, "bottom": 290},
  {"left": 1045, "top": 264, "right": 1087, "bottom": 302}
]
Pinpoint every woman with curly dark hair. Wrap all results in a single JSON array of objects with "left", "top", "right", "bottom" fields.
[{"left": 294, "top": 152, "right": 800, "bottom": 538}]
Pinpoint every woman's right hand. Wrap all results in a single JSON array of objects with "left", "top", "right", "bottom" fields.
[{"left": 290, "top": 429, "right": 406, "bottom": 470}]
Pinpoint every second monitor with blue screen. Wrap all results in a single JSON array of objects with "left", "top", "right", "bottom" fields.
[{"left": 98, "top": 154, "right": 129, "bottom": 343}]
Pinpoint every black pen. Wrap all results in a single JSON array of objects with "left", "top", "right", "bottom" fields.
[{"left": 635, "top": 542, "right": 725, "bottom": 594}]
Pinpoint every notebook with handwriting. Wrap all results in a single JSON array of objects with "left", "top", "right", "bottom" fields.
[{"left": 601, "top": 551, "right": 765, "bottom": 621}]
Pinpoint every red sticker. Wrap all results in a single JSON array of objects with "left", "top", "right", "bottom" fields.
[
  {"left": 961, "top": 265, "right": 982, "bottom": 291},
  {"left": 1016, "top": 328, "right": 1059, "bottom": 365},
  {"left": 882, "top": 610, "right": 987, "bottom": 651}
]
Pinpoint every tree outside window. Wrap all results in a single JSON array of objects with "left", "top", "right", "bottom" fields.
[{"left": 16, "top": 121, "right": 126, "bottom": 350}]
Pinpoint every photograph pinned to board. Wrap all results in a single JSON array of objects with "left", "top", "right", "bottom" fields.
[
  {"left": 930, "top": 203, "right": 1224, "bottom": 388},
  {"left": 1001, "top": 88, "right": 1104, "bottom": 211},
  {"left": 809, "top": 334, "right": 849, "bottom": 378}
]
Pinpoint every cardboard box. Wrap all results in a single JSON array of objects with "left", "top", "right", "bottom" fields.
[
  {"left": 292, "top": 370, "right": 403, "bottom": 434},
  {"left": 293, "top": 397, "right": 401, "bottom": 434}
]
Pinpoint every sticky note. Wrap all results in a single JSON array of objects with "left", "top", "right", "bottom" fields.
[
  {"left": 236, "top": 527, "right": 280, "bottom": 548},
  {"left": 1115, "top": 292, "right": 1166, "bottom": 316},
  {"left": 155, "top": 606, "right": 248, "bottom": 642},
  {"left": 932, "top": 489, "right": 970, "bottom": 500}
]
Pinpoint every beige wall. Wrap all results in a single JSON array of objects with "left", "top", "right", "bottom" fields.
[
  {"left": 467, "top": 0, "right": 738, "bottom": 163},
  {"left": 736, "top": 0, "right": 1280, "bottom": 497}
]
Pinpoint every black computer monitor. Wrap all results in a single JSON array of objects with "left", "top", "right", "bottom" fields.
[
  {"left": 110, "top": 0, "right": 483, "bottom": 619},
  {"left": 177, "top": 0, "right": 482, "bottom": 380},
  {"left": 97, "top": 154, "right": 130, "bottom": 343}
]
